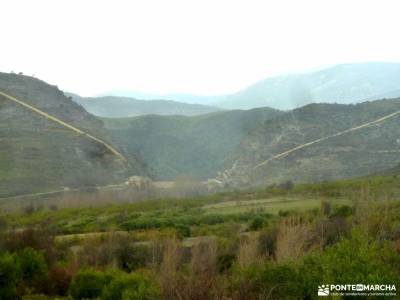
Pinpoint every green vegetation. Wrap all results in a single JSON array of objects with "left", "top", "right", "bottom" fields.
[
  {"left": 0, "top": 175, "right": 399, "bottom": 299},
  {"left": 103, "top": 107, "right": 281, "bottom": 180}
]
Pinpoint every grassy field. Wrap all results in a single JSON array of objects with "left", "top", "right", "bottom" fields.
[
  {"left": 1, "top": 175, "right": 400, "bottom": 299},
  {"left": 202, "top": 196, "right": 350, "bottom": 215},
  {"left": 2, "top": 175, "right": 396, "bottom": 236}
]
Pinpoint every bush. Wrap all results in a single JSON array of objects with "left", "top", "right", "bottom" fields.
[
  {"left": 115, "top": 241, "right": 150, "bottom": 272},
  {"left": 331, "top": 204, "right": 353, "bottom": 218},
  {"left": 17, "top": 247, "right": 48, "bottom": 293},
  {"left": 102, "top": 272, "right": 159, "bottom": 300},
  {"left": 258, "top": 227, "right": 278, "bottom": 257},
  {"left": 0, "top": 252, "right": 20, "bottom": 300},
  {"left": 175, "top": 224, "right": 191, "bottom": 238},
  {"left": 249, "top": 216, "right": 265, "bottom": 231},
  {"left": 47, "top": 265, "right": 73, "bottom": 296},
  {"left": 231, "top": 262, "right": 302, "bottom": 299},
  {"left": 232, "top": 229, "right": 400, "bottom": 299},
  {"left": 69, "top": 269, "right": 111, "bottom": 299},
  {"left": 4, "top": 227, "right": 56, "bottom": 266},
  {"left": 322, "top": 230, "right": 398, "bottom": 281},
  {"left": 300, "top": 230, "right": 400, "bottom": 298},
  {"left": 217, "top": 254, "right": 235, "bottom": 273}
]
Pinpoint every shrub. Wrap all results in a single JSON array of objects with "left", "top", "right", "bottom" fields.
[
  {"left": 275, "top": 217, "right": 314, "bottom": 262},
  {"left": 217, "top": 254, "right": 235, "bottom": 273},
  {"left": 17, "top": 247, "right": 48, "bottom": 293},
  {"left": 331, "top": 204, "right": 353, "bottom": 218},
  {"left": 322, "top": 230, "right": 399, "bottom": 282},
  {"left": 0, "top": 252, "right": 20, "bottom": 300},
  {"left": 315, "top": 216, "right": 349, "bottom": 246},
  {"left": 102, "top": 272, "right": 160, "bottom": 300},
  {"left": 47, "top": 265, "right": 73, "bottom": 296},
  {"left": 69, "top": 269, "right": 111, "bottom": 299},
  {"left": 230, "top": 262, "right": 302, "bottom": 300},
  {"left": 175, "top": 224, "right": 191, "bottom": 238},
  {"left": 258, "top": 226, "right": 278, "bottom": 257},
  {"left": 249, "top": 216, "right": 265, "bottom": 231},
  {"left": 4, "top": 227, "right": 56, "bottom": 266},
  {"left": 300, "top": 230, "right": 400, "bottom": 298},
  {"left": 115, "top": 241, "right": 150, "bottom": 272}
]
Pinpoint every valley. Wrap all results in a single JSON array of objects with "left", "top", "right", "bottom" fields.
[
  {"left": 102, "top": 107, "right": 282, "bottom": 180},
  {"left": 1, "top": 64, "right": 400, "bottom": 300},
  {"left": 2, "top": 1, "right": 400, "bottom": 298}
]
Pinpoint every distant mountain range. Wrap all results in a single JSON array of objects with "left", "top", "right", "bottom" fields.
[
  {"left": 98, "top": 91, "right": 220, "bottom": 105},
  {"left": 91, "top": 63, "right": 400, "bottom": 111},
  {"left": 217, "top": 62, "right": 400, "bottom": 110},
  {"left": 67, "top": 93, "right": 221, "bottom": 118}
]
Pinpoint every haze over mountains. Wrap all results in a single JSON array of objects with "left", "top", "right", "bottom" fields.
[
  {"left": 94, "top": 63, "right": 400, "bottom": 112},
  {"left": 218, "top": 62, "right": 400, "bottom": 110},
  {"left": 68, "top": 93, "right": 221, "bottom": 118}
]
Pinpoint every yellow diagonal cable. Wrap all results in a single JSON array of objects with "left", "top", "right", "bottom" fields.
[{"left": 0, "top": 90, "right": 127, "bottom": 162}]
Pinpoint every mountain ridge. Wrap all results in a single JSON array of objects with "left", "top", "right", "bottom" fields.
[
  {"left": 67, "top": 93, "right": 221, "bottom": 118},
  {"left": 0, "top": 73, "right": 144, "bottom": 197},
  {"left": 215, "top": 98, "right": 400, "bottom": 188},
  {"left": 217, "top": 62, "right": 400, "bottom": 110},
  {"left": 83, "top": 63, "right": 400, "bottom": 112}
]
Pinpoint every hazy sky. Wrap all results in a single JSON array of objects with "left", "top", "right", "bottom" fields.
[{"left": 1, "top": 0, "right": 399, "bottom": 96}]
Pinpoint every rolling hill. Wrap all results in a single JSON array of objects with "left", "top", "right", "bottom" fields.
[
  {"left": 68, "top": 93, "right": 221, "bottom": 118},
  {"left": 216, "top": 98, "right": 400, "bottom": 187},
  {"left": 102, "top": 107, "right": 282, "bottom": 180},
  {"left": 0, "top": 73, "right": 144, "bottom": 197},
  {"left": 217, "top": 62, "right": 400, "bottom": 110}
]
